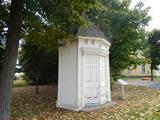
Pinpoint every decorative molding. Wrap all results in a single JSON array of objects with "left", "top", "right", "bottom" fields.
[
  {"left": 85, "top": 39, "right": 88, "bottom": 44},
  {"left": 82, "top": 47, "right": 110, "bottom": 56},
  {"left": 92, "top": 40, "right": 95, "bottom": 45},
  {"left": 78, "top": 36, "right": 111, "bottom": 46}
]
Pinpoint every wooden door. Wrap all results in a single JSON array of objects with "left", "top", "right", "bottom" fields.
[
  {"left": 99, "top": 56, "right": 107, "bottom": 102},
  {"left": 84, "top": 54, "right": 100, "bottom": 105}
]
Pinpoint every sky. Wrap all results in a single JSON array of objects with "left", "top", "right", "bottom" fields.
[{"left": 130, "top": 0, "right": 160, "bottom": 31}]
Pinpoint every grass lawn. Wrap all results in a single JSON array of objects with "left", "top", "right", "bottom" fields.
[
  {"left": 11, "top": 85, "right": 160, "bottom": 120},
  {"left": 13, "top": 79, "right": 29, "bottom": 87}
]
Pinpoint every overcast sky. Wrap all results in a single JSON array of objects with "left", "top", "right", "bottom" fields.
[{"left": 130, "top": 0, "right": 160, "bottom": 31}]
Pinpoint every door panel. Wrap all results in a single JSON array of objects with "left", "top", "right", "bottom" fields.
[
  {"left": 84, "top": 54, "right": 100, "bottom": 104},
  {"left": 86, "top": 66, "right": 91, "bottom": 82},
  {"left": 92, "top": 66, "right": 97, "bottom": 82},
  {"left": 100, "top": 56, "right": 107, "bottom": 102}
]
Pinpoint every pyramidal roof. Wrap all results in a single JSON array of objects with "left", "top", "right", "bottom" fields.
[{"left": 78, "top": 24, "right": 106, "bottom": 39}]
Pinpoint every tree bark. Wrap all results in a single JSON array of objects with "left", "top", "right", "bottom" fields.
[
  {"left": 0, "top": 0, "right": 24, "bottom": 119},
  {"left": 150, "top": 65, "right": 154, "bottom": 81},
  {"left": 36, "top": 75, "right": 39, "bottom": 94}
]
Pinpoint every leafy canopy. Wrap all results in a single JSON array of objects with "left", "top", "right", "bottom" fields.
[
  {"left": 148, "top": 30, "right": 160, "bottom": 70},
  {"left": 0, "top": 0, "right": 151, "bottom": 82},
  {"left": 89, "top": 0, "right": 150, "bottom": 80},
  {"left": 22, "top": 0, "right": 101, "bottom": 84}
]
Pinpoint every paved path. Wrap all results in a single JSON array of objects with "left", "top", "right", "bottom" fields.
[{"left": 126, "top": 80, "right": 160, "bottom": 89}]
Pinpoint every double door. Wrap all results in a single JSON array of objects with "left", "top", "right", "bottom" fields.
[{"left": 84, "top": 54, "right": 107, "bottom": 105}]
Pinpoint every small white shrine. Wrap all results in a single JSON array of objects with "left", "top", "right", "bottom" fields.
[{"left": 57, "top": 24, "right": 111, "bottom": 111}]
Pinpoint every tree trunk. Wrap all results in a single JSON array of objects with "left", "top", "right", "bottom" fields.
[
  {"left": 151, "top": 65, "right": 154, "bottom": 81},
  {"left": 36, "top": 75, "right": 39, "bottom": 94},
  {"left": 0, "top": 0, "right": 24, "bottom": 119}
]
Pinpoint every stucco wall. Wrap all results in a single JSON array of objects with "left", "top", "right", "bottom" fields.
[
  {"left": 122, "top": 64, "right": 157, "bottom": 76},
  {"left": 78, "top": 37, "right": 111, "bottom": 106},
  {"left": 57, "top": 36, "right": 111, "bottom": 111},
  {"left": 57, "top": 43, "right": 78, "bottom": 109}
]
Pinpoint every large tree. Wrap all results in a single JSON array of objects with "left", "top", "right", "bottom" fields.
[
  {"left": 0, "top": 0, "right": 24, "bottom": 119},
  {"left": 148, "top": 30, "right": 160, "bottom": 81},
  {"left": 0, "top": 37, "right": 4, "bottom": 69},
  {"left": 0, "top": 0, "right": 100, "bottom": 119},
  {"left": 0, "top": 0, "right": 7, "bottom": 69},
  {"left": 89, "top": 0, "right": 150, "bottom": 81},
  {"left": 20, "top": 40, "right": 58, "bottom": 91}
]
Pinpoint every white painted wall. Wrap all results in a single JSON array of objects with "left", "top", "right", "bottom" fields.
[
  {"left": 57, "top": 36, "right": 111, "bottom": 111},
  {"left": 106, "top": 55, "right": 111, "bottom": 102},
  {"left": 78, "top": 36, "right": 111, "bottom": 108},
  {"left": 57, "top": 43, "right": 78, "bottom": 110}
]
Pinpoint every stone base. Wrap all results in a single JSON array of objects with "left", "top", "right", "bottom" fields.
[{"left": 81, "top": 102, "right": 116, "bottom": 112}]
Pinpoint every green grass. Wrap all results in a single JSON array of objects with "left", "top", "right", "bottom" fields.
[{"left": 13, "top": 79, "right": 29, "bottom": 87}]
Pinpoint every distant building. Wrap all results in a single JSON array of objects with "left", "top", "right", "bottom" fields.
[
  {"left": 156, "top": 65, "right": 160, "bottom": 76},
  {"left": 122, "top": 64, "right": 160, "bottom": 77}
]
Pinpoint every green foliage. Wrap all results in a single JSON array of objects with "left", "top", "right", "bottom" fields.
[
  {"left": 0, "top": 0, "right": 101, "bottom": 48},
  {"left": 22, "top": 0, "right": 100, "bottom": 37},
  {"left": 0, "top": 0, "right": 151, "bottom": 83},
  {"left": 0, "top": 0, "right": 101, "bottom": 85},
  {"left": 148, "top": 30, "right": 160, "bottom": 70},
  {"left": 0, "top": 1, "right": 8, "bottom": 69},
  {"left": 20, "top": 40, "right": 58, "bottom": 85},
  {"left": 13, "top": 79, "right": 29, "bottom": 87},
  {"left": 90, "top": 0, "right": 150, "bottom": 81}
]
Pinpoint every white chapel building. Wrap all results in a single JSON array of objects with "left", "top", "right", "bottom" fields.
[{"left": 57, "top": 24, "right": 111, "bottom": 111}]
